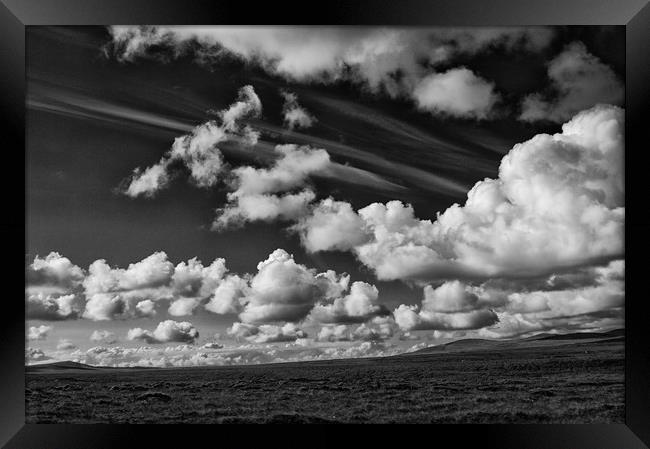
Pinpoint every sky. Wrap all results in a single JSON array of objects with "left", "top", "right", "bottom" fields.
[{"left": 25, "top": 25, "right": 625, "bottom": 367}]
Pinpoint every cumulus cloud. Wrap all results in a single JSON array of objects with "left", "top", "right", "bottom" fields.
[
  {"left": 26, "top": 293, "right": 83, "bottom": 320},
  {"left": 122, "top": 85, "right": 261, "bottom": 197},
  {"left": 422, "top": 280, "right": 481, "bottom": 313},
  {"left": 123, "top": 160, "right": 170, "bottom": 198},
  {"left": 280, "top": 90, "right": 316, "bottom": 130},
  {"left": 393, "top": 303, "right": 499, "bottom": 331},
  {"left": 309, "top": 281, "right": 386, "bottom": 324},
  {"left": 296, "top": 105, "right": 624, "bottom": 283},
  {"left": 292, "top": 198, "right": 370, "bottom": 253},
  {"left": 228, "top": 321, "right": 307, "bottom": 343},
  {"left": 83, "top": 293, "right": 126, "bottom": 321},
  {"left": 351, "top": 316, "right": 397, "bottom": 342},
  {"left": 480, "top": 259, "right": 625, "bottom": 338},
  {"left": 520, "top": 42, "right": 624, "bottom": 123},
  {"left": 78, "top": 252, "right": 231, "bottom": 320},
  {"left": 108, "top": 26, "right": 553, "bottom": 118},
  {"left": 135, "top": 299, "right": 157, "bottom": 317},
  {"left": 28, "top": 325, "right": 52, "bottom": 341},
  {"left": 167, "top": 297, "right": 202, "bottom": 316},
  {"left": 127, "top": 320, "right": 199, "bottom": 344},
  {"left": 204, "top": 248, "right": 380, "bottom": 328},
  {"left": 25, "top": 347, "right": 50, "bottom": 364},
  {"left": 317, "top": 324, "right": 351, "bottom": 342},
  {"left": 393, "top": 281, "right": 498, "bottom": 331},
  {"left": 215, "top": 190, "right": 316, "bottom": 229},
  {"left": 213, "top": 144, "right": 331, "bottom": 229},
  {"left": 56, "top": 339, "right": 78, "bottom": 350},
  {"left": 412, "top": 68, "right": 499, "bottom": 119},
  {"left": 26, "top": 251, "right": 232, "bottom": 322},
  {"left": 83, "top": 252, "right": 174, "bottom": 296},
  {"left": 392, "top": 259, "right": 624, "bottom": 337},
  {"left": 171, "top": 257, "right": 227, "bottom": 298},
  {"left": 167, "top": 257, "right": 229, "bottom": 316},
  {"left": 27, "top": 252, "right": 85, "bottom": 293},
  {"left": 236, "top": 249, "right": 349, "bottom": 324},
  {"left": 90, "top": 330, "right": 117, "bottom": 344},
  {"left": 204, "top": 274, "right": 249, "bottom": 314}
]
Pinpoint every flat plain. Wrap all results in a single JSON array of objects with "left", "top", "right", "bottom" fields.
[{"left": 25, "top": 331, "right": 624, "bottom": 424}]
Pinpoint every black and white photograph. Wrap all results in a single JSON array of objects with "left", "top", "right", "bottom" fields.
[{"left": 24, "top": 24, "right": 626, "bottom": 424}]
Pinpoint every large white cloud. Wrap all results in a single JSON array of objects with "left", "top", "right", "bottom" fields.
[
  {"left": 297, "top": 105, "right": 624, "bottom": 283},
  {"left": 237, "top": 249, "right": 348, "bottom": 324},
  {"left": 127, "top": 320, "right": 199, "bottom": 344},
  {"left": 122, "top": 85, "right": 261, "bottom": 197},
  {"left": 108, "top": 26, "right": 554, "bottom": 118},
  {"left": 204, "top": 248, "right": 374, "bottom": 326},
  {"left": 520, "top": 42, "right": 624, "bottom": 123}
]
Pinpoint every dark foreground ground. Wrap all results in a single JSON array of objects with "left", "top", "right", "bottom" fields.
[{"left": 26, "top": 331, "right": 624, "bottom": 423}]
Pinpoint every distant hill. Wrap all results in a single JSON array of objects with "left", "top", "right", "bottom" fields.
[
  {"left": 406, "top": 329, "right": 624, "bottom": 356},
  {"left": 26, "top": 361, "right": 99, "bottom": 374},
  {"left": 25, "top": 360, "right": 158, "bottom": 374}
]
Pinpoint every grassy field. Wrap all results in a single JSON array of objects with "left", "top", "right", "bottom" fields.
[{"left": 25, "top": 334, "right": 624, "bottom": 424}]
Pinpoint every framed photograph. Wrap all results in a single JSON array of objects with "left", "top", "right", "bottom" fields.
[{"left": 2, "top": 0, "right": 649, "bottom": 447}]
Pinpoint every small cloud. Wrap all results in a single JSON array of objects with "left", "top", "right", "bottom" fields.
[
  {"left": 57, "top": 339, "right": 78, "bottom": 351},
  {"left": 412, "top": 68, "right": 500, "bottom": 119},
  {"left": 519, "top": 41, "right": 623, "bottom": 123},
  {"left": 127, "top": 320, "right": 199, "bottom": 344},
  {"left": 280, "top": 90, "right": 317, "bottom": 130},
  {"left": 27, "top": 325, "right": 53, "bottom": 341},
  {"left": 25, "top": 347, "right": 50, "bottom": 364},
  {"left": 90, "top": 330, "right": 117, "bottom": 344}
]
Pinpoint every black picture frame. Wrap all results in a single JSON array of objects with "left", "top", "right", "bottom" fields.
[{"left": 2, "top": 1, "right": 648, "bottom": 447}]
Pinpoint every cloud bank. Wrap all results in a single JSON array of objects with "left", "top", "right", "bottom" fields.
[
  {"left": 295, "top": 104, "right": 624, "bottom": 283},
  {"left": 107, "top": 26, "right": 556, "bottom": 120}
]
